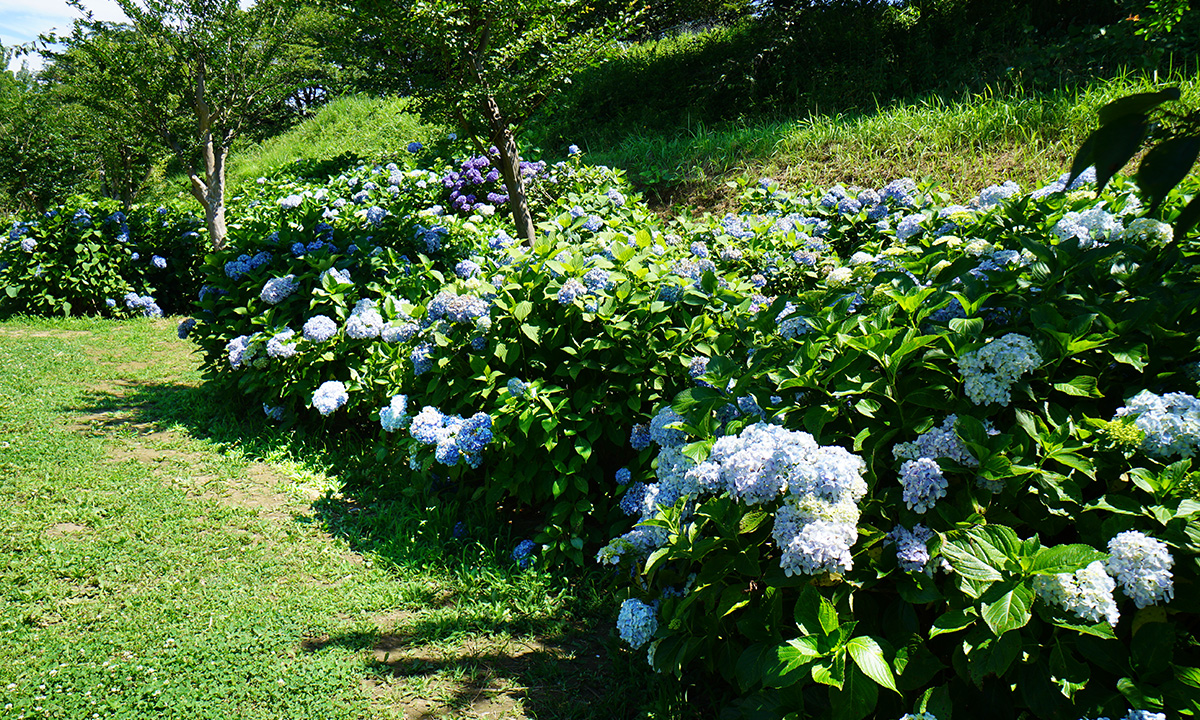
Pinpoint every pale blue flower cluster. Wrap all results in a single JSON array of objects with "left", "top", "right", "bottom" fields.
[
  {"left": 224, "top": 251, "right": 272, "bottom": 280},
  {"left": 887, "top": 524, "right": 936, "bottom": 573},
  {"left": 226, "top": 334, "right": 250, "bottom": 369},
  {"left": 896, "top": 214, "right": 926, "bottom": 241},
  {"left": 776, "top": 302, "right": 811, "bottom": 339},
  {"left": 1033, "top": 559, "right": 1120, "bottom": 626},
  {"left": 557, "top": 278, "right": 588, "bottom": 305},
  {"left": 648, "top": 407, "right": 687, "bottom": 448},
  {"left": 900, "top": 458, "right": 947, "bottom": 513},
  {"left": 455, "top": 259, "right": 481, "bottom": 278},
  {"left": 321, "top": 267, "right": 352, "bottom": 286},
  {"left": 379, "top": 394, "right": 411, "bottom": 432},
  {"left": 957, "top": 333, "right": 1041, "bottom": 406},
  {"left": 1114, "top": 389, "right": 1200, "bottom": 459},
  {"left": 266, "top": 329, "right": 297, "bottom": 359},
  {"left": 507, "top": 377, "right": 527, "bottom": 398},
  {"left": 615, "top": 467, "right": 632, "bottom": 484},
  {"left": 630, "top": 423, "right": 651, "bottom": 450},
  {"left": 688, "top": 356, "right": 712, "bottom": 387},
  {"left": 345, "top": 299, "right": 384, "bottom": 339},
  {"left": 151, "top": 255, "right": 167, "bottom": 269},
  {"left": 262, "top": 404, "right": 285, "bottom": 421},
  {"left": 414, "top": 224, "right": 448, "bottom": 252},
  {"left": 278, "top": 194, "right": 303, "bottom": 209},
  {"left": 1106, "top": 530, "right": 1174, "bottom": 608},
  {"left": 582, "top": 267, "right": 613, "bottom": 292},
  {"left": 1052, "top": 207, "right": 1122, "bottom": 249},
  {"left": 1031, "top": 167, "right": 1096, "bottom": 199},
  {"left": 974, "top": 180, "right": 1021, "bottom": 208},
  {"left": 177, "top": 318, "right": 196, "bottom": 339},
  {"left": 123, "top": 292, "right": 162, "bottom": 318},
  {"left": 606, "top": 189, "right": 626, "bottom": 207},
  {"left": 881, "top": 178, "right": 918, "bottom": 206},
  {"left": 365, "top": 206, "right": 386, "bottom": 226},
  {"left": 616, "top": 598, "right": 657, "bottom": 650},
  {"left": 411, "top": 342, "right": 434, "bottom": 375},
  {"left": 382, "top": 318, "right": 418, "bottom": 343},
  {"left": 302, "top": 315, "right": 338, "bottom": 342},
  {"left": 1118, "top": 217, "right": 1172, "bottom": 246},
  {"left": 408, "top": 405, "right": 494, "bottom": 467},
  {"left": 427, "top": 290, "right": 489, "bottom": 324},
  {"left": 260, "top": 274, "right": 299, "bottom": 304},
  {"left": 892, "top": 415, "right": 979, "bottom": 467},
  {"left": 312, "top": 380, "right": 349, "bottom": 416}
]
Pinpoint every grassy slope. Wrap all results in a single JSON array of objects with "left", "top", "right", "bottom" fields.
[
  {"left": 0, "top": 317, "right": 646, "bottom": 720},
  {"left": 142, "top": 95, "right": 438, "bottom": 208},
  {"left": 181, "top": 69, "right": 1200, "bottom": 217},
  {"left": 572, "top": 69, "right": 1200, "bottom": 210}
]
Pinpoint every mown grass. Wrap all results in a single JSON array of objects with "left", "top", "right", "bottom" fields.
[{"left": 0, "top": 316, "right": 652, "bottom": 720}]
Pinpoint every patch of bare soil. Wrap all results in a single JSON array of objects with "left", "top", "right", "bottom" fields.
[{"left": 44, "top": 522, "right": 89, "bottom": 537}]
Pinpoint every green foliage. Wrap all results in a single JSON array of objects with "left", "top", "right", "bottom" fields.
[
  {"left": 0, "top": 201, "right": 204, "bottom": 317},
  {"left": 1069, "top": 86, "right": 1200, "bottom": 238},
  {"left": 597, "top": 169, "right": 1200, "bottom": 716}
]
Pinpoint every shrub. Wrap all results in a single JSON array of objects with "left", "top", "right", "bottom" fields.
[
  {"left": 0, "top": 198, "right": 204, "bottom": 317},
  {"left": 600, "top": 172, "right": 1200, "bottom": 716}
]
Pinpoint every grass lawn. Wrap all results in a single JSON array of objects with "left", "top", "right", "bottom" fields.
[{"left": 0, "top": 317, "right": 650, "bottom": 720}]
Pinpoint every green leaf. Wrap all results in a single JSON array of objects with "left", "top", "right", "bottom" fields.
[
  {"left": 1097, "top": 88, "right": 1180, "bottom": 124},
  {"left": 846, "top": 636, "right": 898, "bottom": 693},
  {"left": 829, "top": 664, "right": 879, "bottom": 720},
  {"left": 512, "top": 300, "right": 533, "bottom": 321},
  {"left": 1174, "top": 192, "right": 1200, "bottom": 242},
  {"left": 794, "top": 585, "right": 823, "bottom": 636},
  {"left": 929, "top": 609, "right": 975, "bottom": 638},
  {"left": 764, "top": 637, "right": 822, "bottom": 688},
  {"left": 519, "top": 323, "right": 541, "bottom": 344},
  {"left": 1138, "top": 135, "right": 1200, "bottom": 213},
  {"left": 1053, "top": 376, "right": 1101, "bottom": 397},
  {"left": 980, "top": 581, "right": 1034, "bottom": 636},
  {"left": 739, "top": 511, "right": 770, "bottom": 535},
  {"left": 1028, "top": 544, "right": 1107, "bottom": 575},
  {"left": 818, "top": 594, "right": 840, "bottom": 635},
  {"left": 1091, "top": 114, "right": 1150, "bottom": 192}
]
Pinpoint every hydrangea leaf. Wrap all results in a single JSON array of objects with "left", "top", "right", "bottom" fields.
[
  {"left": 980, "top": 580, "right": 1034, "bottom": 636},
  {"left": 846, "top": 635, "right": 898, "bottom": 693}
]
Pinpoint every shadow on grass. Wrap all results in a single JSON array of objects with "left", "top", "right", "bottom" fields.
[
  {"left": 66, "top": 379, "right": 655, "bottom": 719},
  {"left": 298, "top": 624, "right": 638, "bottom": 720}
]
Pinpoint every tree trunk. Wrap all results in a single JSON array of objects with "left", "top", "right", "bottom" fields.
[{"left": 481, "top": 95, "right": 535, "bottom": 245}]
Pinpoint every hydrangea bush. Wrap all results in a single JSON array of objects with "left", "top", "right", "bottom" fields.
[
  {"left": 186, "top": 141, "right": 1200, "bottom": 716},
  {"left": 598, "top": 174, "right": 1200, "bottom": 717},
  {"left": 1, "top": 199, "right": 204, "bottom": 317}
]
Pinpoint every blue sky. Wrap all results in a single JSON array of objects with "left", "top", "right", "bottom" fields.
[{"left": 2, "top": 0, "right": 127, "bottom": 71}]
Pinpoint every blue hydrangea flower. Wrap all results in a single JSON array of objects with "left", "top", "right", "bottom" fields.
[
  {"left": 606, "top": 189, "right": 626, "bottom": 207},
  {"left": 1033, "top": 560, "right": 1119, "bottom": 626},
  {"left": 649, "top": 407, "right": 686, "bottom": 448},
  {"left": 312, "top": 381, "right": 349, "bottom": 416},
  {"left": 568, "top": 144, "right": 580, "bottom": 155},
  {"left": 176, "top": 318, "right": 196, "bottom": 339},
  {"left": 900, "top": 458, "right": 947, "bottom": 513},
  {"left": 261, "top": 275, "right": 299, "bottom": 304},
  {"left": 557, "top": 278, "right": 588, "bottom": 305},
  {"left": 279, "top": 194, "right": 303, "bottom": 209},
  {"left": 619, "top": 482, "right": 647, "bottom": 515},
  {"left": 507, "top": 378, "right": 527, "bottom": 398},
  {"left": 513, "top": 539, "right": 537, "bottom": 569},
  {"left": 382, "top": 321, "right": 419, "bottom": 343},
  {"left": 411, "top": 342, "right": 434, "bottom": 375},
  {"left": 151, "top": 255, "right": 167, "bottom": 269},
  {"left": 615, "top": 467, "right": 631, "bottom": 485},
  {"left": 302, "top": 315, "right": 338, "bottom": 342},
  {"left": 266, "top": 329, "right": 298, "bottom": 359},
  {"left": 407, "top": 141, "right": 423, "bottom": 153},
  {"left": 616, "top": 598, "right": 657, "bottom": 650},
  {"left": 379, "top": 395, "right": 411, "bottom": 432},
  {"left": 888, "top": 524, "right": 936, "bottom": 573},
  {"left": 582, "top": 267, "right": 612, "bottom": 292},
  {"left": 629, "top": 423, "right": 651, "bottom": 451}
]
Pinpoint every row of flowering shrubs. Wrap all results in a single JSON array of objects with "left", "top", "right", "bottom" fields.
[
  {"left": 9, "top": 134, "right": 1195, "bottom": 716},
  {"left": 186, "top": 139, "right": 1199, "bottom": 717},
  {"left": 1, "top": 199, "right": 205, "bottom": 317}
]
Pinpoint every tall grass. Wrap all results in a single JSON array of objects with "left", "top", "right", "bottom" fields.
[{"left": 578, "top": 68, "right": 1200, "bottom": 206}]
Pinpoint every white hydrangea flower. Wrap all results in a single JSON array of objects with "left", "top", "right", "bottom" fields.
[
  {"left": 1033, "top": 560, "right": 1119, "bottom": 626},
  {"left": 957, "top": 333, "right": 1041, "bottom": 406},
  {"left": 1106, "top": 530, "right": 1174, "bottom": 608}
]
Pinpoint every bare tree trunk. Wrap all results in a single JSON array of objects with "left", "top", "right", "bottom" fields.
[{"left": 481, "top": 95, "right": 535, "bottom": 244}]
